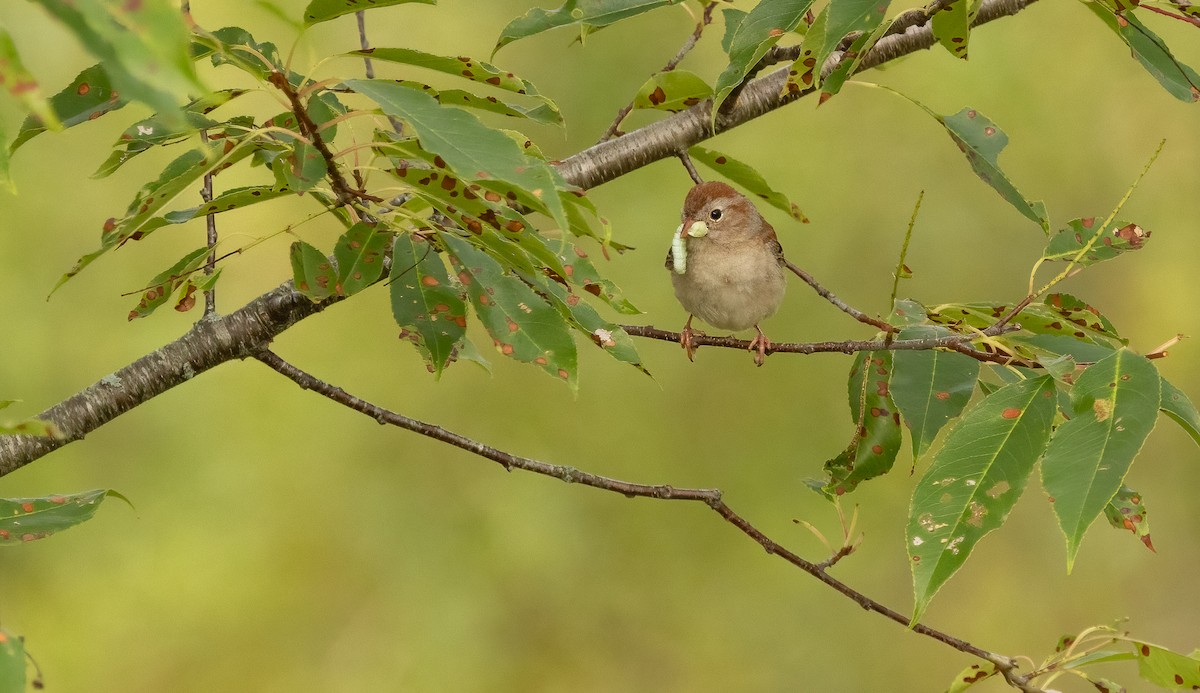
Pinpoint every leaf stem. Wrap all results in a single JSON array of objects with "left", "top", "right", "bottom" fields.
[{"left": 890, "top": 190, "right": 923, "bottom": 309}]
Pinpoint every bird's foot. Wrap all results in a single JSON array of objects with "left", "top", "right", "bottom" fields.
[
  {"left": 748, "top": 326, "right": 771, "bottom": 367},
  {"left": 680, "top": 317, "right": 703, "bottom": 362}
]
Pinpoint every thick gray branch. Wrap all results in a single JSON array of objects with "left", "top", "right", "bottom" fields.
[{"left": 0, "top": 0, "right": 1038, "bottom": 474}]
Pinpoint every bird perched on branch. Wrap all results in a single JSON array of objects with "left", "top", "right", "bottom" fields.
[{"left": 666, "top": 181, "right": 787, "bottom": 366}]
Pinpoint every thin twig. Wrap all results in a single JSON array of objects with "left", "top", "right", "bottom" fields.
[
  {"left": 784, "top": 260, "right": 898, "bottom": 333},
  {"left": 200, "top": 129, "right": 218, "bottom": 317},
  {"left": 254, "top": 348, "right": 1033, "bottom": 684},
  {"left": 598, "top": 1, "right": 717, "bottom": 142},
  {"left": 1141, "top": 3, "right": 1200, "bottom": 27},
  {"left": 677, "top": 151, "right": 704, "bottom": 184},
  {"left": 889, "top": 190, "right": 923, "bottom": 312}
]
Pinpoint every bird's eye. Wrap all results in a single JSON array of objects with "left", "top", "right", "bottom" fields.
[{"left": 709, "top": 208, "right": 722, "bottom": 221}]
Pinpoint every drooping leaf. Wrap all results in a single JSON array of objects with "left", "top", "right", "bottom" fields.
[
  {"left": 1041, "top": 349, "right": 1161, "bottom": 571},
  {"left": 0, "top": 626, "right": 24, "bottom": 691},
  {"left": 928, "top": 298, "right": 1125, "bottom": 363},
  {"left": 0, "top": 29, "right": 62, "bottom": 137},
  {"left": 713, "top": 0, "right": 813, "bottom": 116},
  {"left": 440, "top": 232, "right": 577, "bottom": 387},
  {"left": 821, "top": 350, "right": 902, "bottom": 497},
  {"left": 191, "top": 26, "right": 306, "bottom": 89},
  {"left": 931, "top": 0, "right": 982, "bottom": 60},
  {"left": 290, "top": 240, "right": 337, "bottom": 301},
  {"left": 1087, "top": 4, "right": 1200, "bottom": 103},
  {"left": 390, "top": 233, "right": 468, "bottom": 376},
  {"left": 160, "top": 183, "right": 295, "bottom": 225},
  {"left": 1042, "top": 216, "right": 1149, "bottom": 266},
  {"left": 127, "top": 246, "right": 211, "bottom": 320},
  {"left": 334, "top": 222, "right": 391, "bottom": 296},
  {"left": 0, "top": 489, "right": 125, "bottom": 545},
  {"left": 351, "top": 48, "right": 562, "bottom": 125},
  {"left": 10, "top": 63, "right": 125, "bottom": 151},
  {"left": 785, "top": 0, "right": 889, "bottom": 101},
  {"left": 1103, "top": 485, "right": 1153, "bottom": 552},
  {"left": 31, "top": 0, "right": 203, "bottom": 126},
  {"left": 1133, "top": 642, "right": 1200, "bottom": 688},
  {"left": 813, "top": 13, "right": 890, "bottom": 102},
  {"left": 633, "top": 70, "right": 712, "bottom": 113},
  {"left": 944, "top": 662, "right": 998, "bottom": 692},
  {"left": 688, "top": 146, "right": 808, "bottom": 221},
  {"left": 493, "top": 0, "right": 683, "bottom": 55},
  {"left": 303, "top": 0, "right": 435, "bottom": 25},
  {"left": 347, "top": 79, "right": 568, "bottom": 231},
  {"left": 93, "top": 90, "right": 249, "bottom": 178},
  {"left": 556, "top": 239, "right": 639, "bottom": 314},
  {"left": 908, "top": 376, "right": 1056, "bottom": 622},
  {"left": 1160, "top": 376, "right": 1200, "bottom": 448},
  {"left": 890, "top": 325, "right": 981, "bottom": 461}
]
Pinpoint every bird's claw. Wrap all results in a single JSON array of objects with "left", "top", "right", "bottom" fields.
[
  {"left": 749, "top": 327, "right": 771, "bottom": 367},
  {"left": 680, "top": 317, "right": 702, "bottom": 362}
]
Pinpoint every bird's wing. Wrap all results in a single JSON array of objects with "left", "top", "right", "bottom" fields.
[
  {"left": 764, "top": 224, "right": 785, "bottom": 265},
  {"left": 663, "top": 246, "right": 675, "bottom": 270}
]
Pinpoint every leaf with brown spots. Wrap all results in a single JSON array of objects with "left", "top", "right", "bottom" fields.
[
  {"left": 349, "top": 48, "right": 562, "bottom": 126},
  {"left": 1043, "top": 217, "right": 1149, "bottom": 266},
  {"left": 907, "top": 376, "right": 1056, "bottom": 622},
  {"left": 816, "top": 350, "right": 902, "bottom": 498},
  {"left": 390, "top": 233, "right": 468, "bottom": 377},
  {"left": 441, "top": 233, "right": 577, "bottom": 389},
  {"left": 1087, "top": 4, "right": 1200, "bottom": 103},
  {"left": 688, "top": 146, "right": 809, "bottom": 222},
  {"left": 793, "top": 0, "right": 889, "bottom": 102},
  {"left": 10, "top": 63, "right": 124, "bottom": 151},
  {"left": 943, "top": 662, "right": 998, "bottom": 692},
  {"left": 714, "top": 0, "right": 813, "bottom": 117},
  {"left": 1103, "top": 485, "right": 1154, "bottom": 552},
  {"left": 127, "top": 246, "right": 211, "bottom": 320},
  {"left": 632, "top": 70, "right": 712, "bottom": 113},
  {"left": 890, "top": 325, "right": 981, "bottom": 461},
  {"left": 1131, "top": 642, "right": 1200, "bottom": 688},
  {"left": 1042, "top": 349, "right": 1160, "bottom": 571},
  {"left": 290, "top": 240, "right": 338, "bottom": 302},
  {"left": 931, "top": 0, "right": 982, "bottom": 61},
  {"left": 928, "top": 299, "right": 1125, "bottom": 362},
  {"left": 155, "top": 184, "right": 295, "bottom": 226},
  {"left": 0, "top": 489, "right": 126, "bottom": 545},
  {"left": 335, "top": 222, "right": 392, "bottom": 297},
  {"left": 0, "top": 624, "right": 25, "bottom": 688},
  {"left": 303, "top": 0, "right": 435, "bottom": 25},
  {"left": 493, "top": 0, "right": 684, "bottom": 55}
]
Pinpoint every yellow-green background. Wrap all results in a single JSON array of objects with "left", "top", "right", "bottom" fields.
[{"left": 1, "top": 1, "right": 1198, "bottom": 691}]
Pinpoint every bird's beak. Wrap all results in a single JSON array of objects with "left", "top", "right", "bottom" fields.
[{"left": 685, "top": 220, "right": 709, "bottom": 238}]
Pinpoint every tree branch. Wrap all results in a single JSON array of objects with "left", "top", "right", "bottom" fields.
[
  {"left": 253, "top": 348, "right": 1040, "bottom": 688},
  {"left": 0, "top": 0, "right": 1041, "bottom": 474}
]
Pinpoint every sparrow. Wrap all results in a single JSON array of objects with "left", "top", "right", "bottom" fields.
[{"left": 665, "top": 181, "right": 787, "bottom": 366}]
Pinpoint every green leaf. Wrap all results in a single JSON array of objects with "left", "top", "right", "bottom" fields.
[
  {"left": 813, "top": 10, "right": 890, "bottom": 101},
  {"left": 160, "top": 183, "right": 295, "bottom": 224},
  {"left": 351, "top": 48, "right": 562, "bottom": 125},
  {"left": 721, "top": 8, "right": 747, "bottom": 53},
  {"left": 1103, "top": 485, "right": 1153, "bottom": 552},
  {"left": 290, "top": 240, "right": 337, "bottom": 301},
  {"left": 93, "top": 90, "right": 249, "bottom": 178},
  {"left": 441, "top": 232, "right": 577, "bottom": 388},
  {"left": 785, "top": 0, "right": 889, "bottom": 101},
  {"left": 944, "top": 662, "right": 998, "bottom": 692},
  {"left": 1087, "top": 4, "right": 1200, "bottom": 103},
  {"left": 31, "top": 0, "right": 204, "bottom": 126},
  {"left": 931, "top": 0, "right": 981, "bottom": 60},
  {"left": 1041, "top": 349, "right": 1161, "bottom": 571},
  {"left": 334, "top": 222, "right": 391, "bottom": 296},
  {"left": 907, "top": 376, "right": 1056, "bottom": 622},
  {"left": 890, "top": 325, "right": 981, "bottom": 460},
  {"left": 303, "top": 0, "right": 435, "bottom": 25},
  {"left": 10, "top": 63, "right": 125, "bottom": 151},
  {"left": 822, "top": 350, "right": 903, "bottom": 497},
  {"left": 1133, "top": 642, "right": 1200, "bottom": 688},
  {"left": 633, "top": 70, "right": 712, "bottom": 113},
  {"left": 347, "top": 79, "right": 568, "bottom": 232},
  {"left": 0, "top": 29, "right": 62, "bottom": 137},
  {"left": 1042, "top": 216, "right": 1149, "bottom": 266},
  {"left": 1160, "top": 376, "right": 1200, "bottom": 448},
  {"left": 390, "top": 233, "right": 468, "bottom": 376},
  {"left": 275, "top": 91, "right": 344, "bottom": 192},
  {"left": 0, "top": 122, "right": 10, "bottom": 193},
  {"left": 928, "top": 297, "right": 1126, "bottom": 363},
  {"left": 0, "top": 627, "right": 25, "bottom": 691},
  {"left": 0, "top": 489, "right": 124, "bottom": 545},
  {"left": 688, "top": 146, "right": 808, "bottom": 221},
  {"left": 393, "top": 81, "right": 563, "bottom": 125},
  {"left": 493, "top": 0, "right": 683, "bottom": 55},
  {"left": 191, "top": 26, "right": 297, "bottom": 85},
  {"left": 713, "top": 0, "right": 813, "bottom": 116},
  {"left": 127, "top": 247, "right": 211, "bottom": 320}
]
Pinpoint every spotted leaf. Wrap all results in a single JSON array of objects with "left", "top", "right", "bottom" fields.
[
  {"left": 159, "top": 184, "right": 295, "bottom": 225},
  {"left": 1103, "top": 485, "right": 1153, "bottom": 552},
  {"left": 819, "top": 350, "right": 902, "bottom": 497},
  {"left": 290, "top": 240, "right": 337, "bottom": 302},
  {"left": 0, "top": 625, "right": 25, "bottom": 690},
  {"left": 334, "top": 223, "right": 391, "bottom": 297},
  {"left": 688, "top": 146, "right": 808, "bottom": 221},
  {"left": 441, "top": 233, "right": 577, "bottom": 388},
  {"left": 0, "top": 489, "right": 126, "bottom": 545},
  {"left": 890, "top": 325, "right": 981, "bottom": 461},
  {"left": 713, "top": 0, "right": 813, "bottom": 117},
  {"left": 1133, "top": 642, "right": 1200, "bottom": 688},
  {"left": 1041, "top": 349, "right": 1160, "bottom": 571},
  {"left": 390, "top": 233, "right": 467, "bottom": 377},
  {"left": 944, "top": 662, "right": 998, "bottom": 692},
  {"left": 785, "top": 0, "right": 889, "bottom": 101},
  {"left": 1042, "top": 217, "right": 1149, "bottom": 266},
  {"left": 633, "top": 70, "right": 712, "bottom": 113},
  {"left": 10, "top": 63, "right": 125, "bottom": 151},
  {"left": 908, "top": 376, "right": 1056, "bottom": 622},
  {"left": 1087, "top": 4, "right": 1200, "bottom": 103},
  {"left": 303, "top": 0, "right": 435, "bottom": 25},
  {"left": 494, "top": 0, "right": 683, "bottom": 55},
  {"left": 931, "top": 0, "right": 981, "bottom": 60},
  {"left": 127, "top": 246, "right": 211, "bottom": 320}
]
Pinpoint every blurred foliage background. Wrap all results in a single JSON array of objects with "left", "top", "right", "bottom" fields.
[{"left": 1, "top": 1, "right": 1199, "bottom": 690}]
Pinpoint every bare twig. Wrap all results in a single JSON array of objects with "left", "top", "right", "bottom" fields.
[
  {"left": 784, "top": 260, "right": 898, "bottom": 334},
  {"left": 254, "top": 348, "right": 1035, "bottom": 685},
  {"left": 598, "top": 1, "right": 717, "bottom": 142},
  {"left": 1142, "top": 3, "right": 1200, "bottom": 27},
  {"left": 199, "top": 129, "right": 218, "bottom": 317},
  {"left": 677, "top": 151, "right": 704, "bottom": 184}
]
